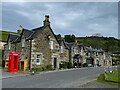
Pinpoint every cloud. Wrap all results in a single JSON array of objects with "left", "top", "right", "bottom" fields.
[{"left": 2, "top": 2, "right": 118, "bottom": 38}]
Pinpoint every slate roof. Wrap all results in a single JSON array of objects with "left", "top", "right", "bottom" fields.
[
  {"left": 84, "top": 47, "right": 104, "bottom": 53},
  {"left": 7, "top": 25, "right": 61, "bottom": 46},
  {"left": 8, "top": 33, "right": 20, "bottom": 43},
  {"left": 58, "top": 38, "right": 70, "bottom": 50},
  {"left": 27, "top": 26, "right": 45, "bottom": 40},
  {"left": 22, "top": 29, "right": 33, "bottom": 39}
]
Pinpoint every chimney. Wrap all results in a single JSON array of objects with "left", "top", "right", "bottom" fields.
[
  {"left": 43, "top": 15, "right": 50, "bottom": 26},
  {"left": 17, "top": 25, "right": 23, "bottom": 34}
]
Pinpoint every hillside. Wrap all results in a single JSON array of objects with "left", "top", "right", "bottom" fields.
[
  {"left": 77, "top": 36, "right": 120, "bottom": 52},
  {"left": 56, "top": 34, "right": 120, "bottom": 53},
  {"left": 0, "top": 30, "right": 17, "bottom": 42}
]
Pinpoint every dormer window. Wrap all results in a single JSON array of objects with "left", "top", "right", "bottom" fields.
[
  {"left": 22, "top": 36, "right": 25, "bottom": 47},
  {"left": 8, "top": 41, "right": 11, "bottom": 50}
]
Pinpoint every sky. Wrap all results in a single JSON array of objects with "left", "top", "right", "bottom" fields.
[{"left": 1, "top": 2, "right": 118, "bottom": 38}]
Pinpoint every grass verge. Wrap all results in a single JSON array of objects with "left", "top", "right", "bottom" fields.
[{"left": 97, "top": 70, "right": 120, "bottom": 86}]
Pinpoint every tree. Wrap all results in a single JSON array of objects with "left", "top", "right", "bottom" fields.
[
  {"left": 56, "top": 34, "right": 61, "bottom": 40},
  {"left": 64, "top": 34, "right": 76, "bottom": 43}
]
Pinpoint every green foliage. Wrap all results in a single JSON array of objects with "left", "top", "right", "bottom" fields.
[
  {"left": 56, "top": 34, "right": 61, "bottom": 40},
  {"left": 97, "top": 71, "right": 120, "bottom": 86},
  {"left": 67, "top": 62, "right": 73, "bottom": 69},
  {"left": 0, "top": 30, "right": 16, "bottom": 42},
  {"left": 105, "top": 70, "right": 120, "bottom": 83},
  {"left": 97, "top": 74, "right": 120, "bottom": 86},
  {"left": 59, "top": 61, "right": 73, "bottom": 69},
  {"left": 32, "top": 65, "right": 53, "bottom": 72},
  {"left": 59, "top": 62, "right": 67, "bottom": 69},
  {"left": 77, "top": 36, "right": 120, "bottom": 52},
  {"left": 64, "top": 35, "right": 76, "bottom": 43},
  {"left": 83, "top": 63, "right": 88, "bottom": 67},
  {"left": 97, "top": 73, "right": 105, "bottom": 82},
  {"left": 46, "top": 65, "right": 53, "bottom": 70}
]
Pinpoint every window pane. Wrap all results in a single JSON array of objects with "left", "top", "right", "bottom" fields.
[
  {"left": 36, "top": 59, "right": 40, "bottom": 63},
  {"left": 50, "top": 41, "right": 53, "bottom": 49},
  {"left": 37, "top": 54, "right": 40, "bottom": 58}
]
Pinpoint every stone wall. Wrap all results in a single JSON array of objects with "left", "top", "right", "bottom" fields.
[{"left": 31, "top": 26, "right": 60, "bottom": 69}]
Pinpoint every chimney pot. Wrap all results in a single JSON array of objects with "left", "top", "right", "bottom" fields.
[
  {"left": 45, "top": 15, "right": 49, "bottom": 21},
  {"left": 43, "top": 15, "right": 50, "bottom": 26},
  {"left": 17, "top": 25, "right": 23, "bottom": 34}
]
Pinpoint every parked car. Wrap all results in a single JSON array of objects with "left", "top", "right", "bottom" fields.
[{"left": 88, "top": 64, "right": 93, "bottom": 67}]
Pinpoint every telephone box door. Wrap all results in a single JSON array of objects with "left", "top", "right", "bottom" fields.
[{"left": 8, "top": 52, "right": 19, "bottom": 73}]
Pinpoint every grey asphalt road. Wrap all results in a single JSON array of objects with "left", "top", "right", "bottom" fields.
[{"left": 2, "top": 67, "right": 110, "bottom": 88}]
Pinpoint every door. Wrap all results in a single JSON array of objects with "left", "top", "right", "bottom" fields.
[{"left": 54, "top": 58, "right": 57, "bottom": 69}]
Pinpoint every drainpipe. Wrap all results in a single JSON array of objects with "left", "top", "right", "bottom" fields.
[
  {"left": 29, "top": 40, "right": 32, "bottom": 70},
  {"left": 15, "top": 44, "right": 16, "bottom": 52}
]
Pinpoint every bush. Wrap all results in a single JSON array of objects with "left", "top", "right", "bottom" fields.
[
  {"left": 97, "top": 74, "right": 105, "bottom": 82},
  {"left": 46, "top": 65, "right": 53, "bottom": 70},
  {"left": 67, "top": 62, "right": 73, "bottom": 69},
  {"left": 42, "top": 67, "right": 47, "bottom": 71},
  {"left": 59, "top": 61, "right": 73, "bottom": 69},
  {"left": 83, "top": 63, "right": 88, "bottom": 67},
  {"left": 32, "top": 65, "right": 53, "bottom": 72},
  {"left": 59, "top": 61, "right": 67, "bottom": 69},
  {"left": 32, "top": 67, "right": 43, "bottom": 72}
]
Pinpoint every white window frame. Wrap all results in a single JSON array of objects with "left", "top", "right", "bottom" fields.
[
  {"left": 36, "top": 54, "right": 42, "bottom": 65},
  {"left": 61, "top": 46, "right": 64, "bottom": 53},
  {"left": 22, "top": 36, "right": 25, "bottom": 47},
  {"left": 50, "top": 40, "right": 54, "bottom": 49},
  {"left": 8, "top": 41, "right": 11, "bottom": 50}
]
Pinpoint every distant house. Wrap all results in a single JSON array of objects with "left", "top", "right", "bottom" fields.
[
  {"left": 57, "top": 38, "right": 69, "bottom": 63},
  {"left": 4, "top": 15, "right": 63, "bottom": 70},
  {"left": 84, "top": 47, "right": 112, "bottom": 67},
  {"left": 66, "top": 41, "right": 83, "bottom": 67}
]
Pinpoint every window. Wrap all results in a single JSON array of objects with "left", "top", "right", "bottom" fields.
[
  {"left": 86, "top": 53, "right": 89, "bottom": 56},
  {"left": 61, "top": 46, "right": 64, "bottom": 53},
  {"left": 36, "top": 54, "right": 42, "bottom": 65},
  {"left": 22, "top": 36, "right": 25, "bottom": 47},
  {"left": 55, "top": 44, "right": 59, "bottom": 50},
  {"left": 50, "top": 40, "right": 54, "bottom": 49}
]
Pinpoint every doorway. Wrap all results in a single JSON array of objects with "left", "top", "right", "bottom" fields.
[{"left": 54, "top": 58, "right": 57, "bottom": 69}]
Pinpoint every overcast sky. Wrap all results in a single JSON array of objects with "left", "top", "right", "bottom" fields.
[{"left": 2, "top": 2, "right": 118, "bottom": 38}]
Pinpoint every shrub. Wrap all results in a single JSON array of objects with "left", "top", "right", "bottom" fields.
[
  {"left": 42, "top": 67, "right": 47, "bottom": 71},
  {"left": 59, "top": 62, "right": 73, "bottom": 69},
  {"left": 97, "top": 74, "right": 105, "bottom": 82},
  {"left": 59, "top": 61, "right": 67, "bottom": 69},
  {"left": 32, "top": 67, "right": 43, "bottom": 72},
  {"left": 83, "top": 63, "right": 88, "bottom": 67},
  {"left": 46, "top": 65, "right": 53, "bottom": 70},
  {"left": 67, "top": 62, "right": 73, "bottom": 69},
  {"left": 32, "top": 65, "right": 53, "bottom": 72}
]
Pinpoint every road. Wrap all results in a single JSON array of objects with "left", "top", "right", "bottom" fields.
[{"left": 2, "top": 67, "right": 112, "bottom": 88}]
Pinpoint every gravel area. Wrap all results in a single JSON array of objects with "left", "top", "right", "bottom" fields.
[{"left": 78, "top": 80, "right": 119, "bottom": 88}]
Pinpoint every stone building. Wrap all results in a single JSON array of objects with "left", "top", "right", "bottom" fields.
[
  {"left": 83, "top": 47, "right": 112, "bottom": 67},
  {"left": 58, "top": 38, "right": 69, "bottom": 63},
  {"left": 4, "top": 15, "right": 69, "bottom": 70},
  {"left": 66, "top": 41, "right": 83, "bottom": 67}
]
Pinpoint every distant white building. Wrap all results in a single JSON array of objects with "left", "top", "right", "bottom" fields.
[{"left": 0, "top": 42, "right": 6, "bottom": 50}]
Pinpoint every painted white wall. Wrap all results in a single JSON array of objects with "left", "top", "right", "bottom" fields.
[{"left": 0, "top": 42, "right": 6, "bottom": 50}]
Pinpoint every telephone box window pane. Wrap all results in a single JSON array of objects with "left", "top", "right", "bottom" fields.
[{"left": 14, "top": 56, "right": 17, "bottom": 69}]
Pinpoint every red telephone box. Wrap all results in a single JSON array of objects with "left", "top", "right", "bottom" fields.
[{"left": 8, "top": 52, "right": 19, "bottom": 73}]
